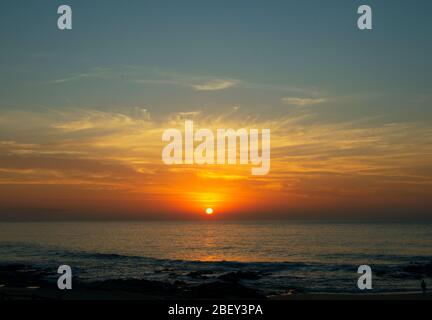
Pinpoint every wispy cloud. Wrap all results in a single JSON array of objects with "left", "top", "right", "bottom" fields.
[
  {"left": 134, "top": 75, "right": 240, "bottom": 92},
  {"left": 49, "top": 68, "right": 110, "bottom": 84},
  {"left": 50, "top": 67, "right": 241, "bottom": 92},
  {"left": 51, "top": 109, "right": 147, "bottom": 132},
  {"left": 47, "top": 67, "right": 330, "bottom": 103},
  {"left": 281, "top": 97, "right": 327, "bottom": 106},
  {"left": 190, "top": 79, "right": 239, "bottom": 91}
]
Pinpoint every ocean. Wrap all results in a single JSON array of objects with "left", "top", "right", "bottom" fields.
[{"left": 0, "top": 221, "right": 431, "bottom": 295}]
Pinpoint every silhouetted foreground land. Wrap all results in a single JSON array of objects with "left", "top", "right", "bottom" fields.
[
  {"left": 1, "top": 264, "right": 431, "bottom": 300},
  {"left": 0, "top": 264, "right": 266, "bottom": 300}
]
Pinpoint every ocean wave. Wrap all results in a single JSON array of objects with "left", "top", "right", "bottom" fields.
[
  {"left": 1, "top": 241, "right": 432, "bottom": 294},
  {"left": 1, "top": 241, "right": 431, "bottom": 269}
]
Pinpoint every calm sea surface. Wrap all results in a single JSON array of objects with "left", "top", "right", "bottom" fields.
[{"left": 1, "top": 221, "right": 431, "bottom": 294}]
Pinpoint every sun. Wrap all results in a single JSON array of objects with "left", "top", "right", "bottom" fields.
[{"left": 206, "top": 208, "right": 214, "bottom": 215}]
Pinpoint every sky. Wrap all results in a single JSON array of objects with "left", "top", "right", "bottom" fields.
[{"left": 0, "top": 0, "right": 431, "bottom": 220}]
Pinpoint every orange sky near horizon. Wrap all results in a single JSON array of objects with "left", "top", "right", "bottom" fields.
[{"left": 0, "top": 107, "right": 431, "bottom": 220}]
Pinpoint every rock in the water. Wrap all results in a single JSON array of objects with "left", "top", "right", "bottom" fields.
[
  {"left": 218, "top": 271, "right": 261, "bottom": 282},
  {"left": 188, "top": 281, "right": 264, "bottom": 299},
  {"left": 403, "top": 262, "right": 432, "bottom": 276},
  {"left": 87, "top": 279, "right": 178, "bottom": 295},
  {"left": 186, "top": 271, "right": 209, "bottom": 279}
]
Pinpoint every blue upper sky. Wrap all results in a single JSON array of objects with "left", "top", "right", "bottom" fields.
[{"left": 0, "top": 0, "right": 431, "bottom": 122}]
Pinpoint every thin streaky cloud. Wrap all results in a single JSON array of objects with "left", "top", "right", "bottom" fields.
[
  {"left": 47, "top": 66, "right": 322, "bottom": 96},
  {"left": 48, "top": 68, "right": 111, "bottom": 84},
  {"left": 282, "top": 97, "right": 327, "bottom": 106},
  {"left": 190, "top": 79, "right": 239, "bottom": 91}
]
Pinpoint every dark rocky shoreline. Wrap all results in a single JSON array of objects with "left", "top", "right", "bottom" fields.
[
  {"left": 0, "top": 264, "right": 266, "bottom": 300},
  {"left": 1, "top": 262, "right": 432, "bottom": 300}
]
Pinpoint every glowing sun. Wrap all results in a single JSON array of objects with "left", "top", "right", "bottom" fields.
[{"left": 206, "top": 208, "right": 214, "bottom": 215}]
